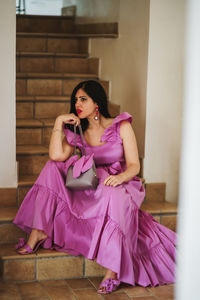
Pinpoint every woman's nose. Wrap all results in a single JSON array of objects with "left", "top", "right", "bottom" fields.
[{"left": 75, "top": 98, "right": 81, "bottom": 106}]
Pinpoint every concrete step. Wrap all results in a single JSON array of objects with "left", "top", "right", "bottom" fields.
[
  {"left": 0, "top": 201, "right": 177, "bottom": 282},
  {"left": 16, "top": 56, "right": 99, "bottom": 75},
  {"left": 17, "top": 15, "right": 75, "bottom": 34}
]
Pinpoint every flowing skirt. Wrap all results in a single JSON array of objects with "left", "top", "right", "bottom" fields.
[{"left": 14, "top": 160, "right": 176, "bottom": 286}]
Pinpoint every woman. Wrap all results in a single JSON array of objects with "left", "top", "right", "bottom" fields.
[{"left": 13, "top": 80, "right": 176, "bottom": 294}]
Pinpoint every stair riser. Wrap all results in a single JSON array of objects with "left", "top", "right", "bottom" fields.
[
  {"left": 1, "top": 256, "right": 106, "bottom": 282},
  {"left": 17, "top": 128, "right": 42, "bottom": 145},
  {"left": 16, "top": 79, "right": 109, "bottom": 97},
  {"left": 17, "top": 57, "right": 99, "bottom": 75},
  {"left": 17, "top": 16, "right": 75, "bottom": 34},
  {"left": 0, "top": 223, "right": 26, "bottom": 244},
  {"left": 16, "top": 102, "right": 34, "bottom": 119},
  {"left": 0, "top": 189, "right": 17, "bottom": 207},
  {"left": 16, "top": 37, "right": 88, "bottom": 53},
  {"left": 17, "top": 155, "right": 49, "bottom": 176},
  {"left": 145, "top": 183, "right": 166, "bottom": 202}
]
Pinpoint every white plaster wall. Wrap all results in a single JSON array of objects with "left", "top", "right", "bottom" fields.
[
  {"left": 90, "top": 0, "right": 149, "bottom": 158},
  {"left": 0, "top": 0, "right": 17, "bottom": 187},
  {"left": 144, "top": 0, "right": 185, "bottom": 203},
  {"left": 176, "top": 1, "right": 200, "bottom": 298}
]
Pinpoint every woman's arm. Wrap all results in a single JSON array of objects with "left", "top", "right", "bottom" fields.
[
  {"left": 49, "top": 114, "right": 80, "bottom": 161},
  {"left": 103, "top": 120, "right": 140, "bottom": 186}
]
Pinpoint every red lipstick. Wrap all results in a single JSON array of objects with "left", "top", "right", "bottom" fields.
[{"left": 76, "top": 109, "right": 82, "bottom": 114}]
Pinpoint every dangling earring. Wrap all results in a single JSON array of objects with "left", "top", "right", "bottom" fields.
[{"left": 94, "top": 106, "right": 99, "bottom": 120}]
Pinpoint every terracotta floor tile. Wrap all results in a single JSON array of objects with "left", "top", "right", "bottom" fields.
[
  {"left": 123, "top": 286, "right": 152, "bottom": 297},
  {"left": 0, "top": 282, "right": 21, "bottom": 300},
  {"left": 130, "top": 297, "right": 156, "bottom": 300},
  {"left": 22, "top": 297, "right": 49, "bottom": 300},
  {"left": 44, "top": 285, "right": 76, "bottom": 300},
  {"left": 40, "top": 279, "right": 69, "bottom": 286},
  {"left": 103, "top": 292, "right": 130, "bottom": 299},
  {"left": 65, "top": 278, "right": 94, "bottom": 289},
  {"left": 17, "top": 282, "right": 47, "bottom": 298},
  {"left": 87, "top": 277, "right": 104, "bottom": 289},
  {"left": 73, "top": 288, "right": 103, "bottom": 300},
  {"left": 149, "top": 284, "right": 174, "bottom": 299}
]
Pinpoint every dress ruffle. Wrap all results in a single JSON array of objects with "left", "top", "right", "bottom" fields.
[{"left": 101, "top": 112, "right": 132, "bottom": 143}]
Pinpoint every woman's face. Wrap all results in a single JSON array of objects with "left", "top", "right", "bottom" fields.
[{"left": 74, "top": 88, "right": 96, "bottom": 119}]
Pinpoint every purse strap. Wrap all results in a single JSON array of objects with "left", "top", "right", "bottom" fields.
[{"left": 73, "top": 124, "right": 86, "bottom": 156}]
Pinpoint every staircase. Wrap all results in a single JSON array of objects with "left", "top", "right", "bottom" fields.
[{"left": 0, "top": 14, "right": 177, "bottom": 283}]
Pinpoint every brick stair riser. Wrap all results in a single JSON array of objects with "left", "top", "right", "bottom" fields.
[
  {"left": 17, "top": 127, "right": 52, "bottom": 146},
  {"left": 1, "top": 256, "right": 106, "bottom": 283},
  {"left": 0, "top": 223, "right": 26, "bottom": 244},
  {"left": 17, "top": 16, "right": 75, "bottom": 34},
  {"left": 16, "top": 37, "right": 88, "bottom": 53},
  {"left": 17, "top": 57, "right": 99, "bottom": 75},
  {"left": 16, "top": 79, "right": 109, "bottom": 97},
  {"left": 0, "top": 189, "right": 17, "bottom": 207},
  {"left": 17, "top": 155, "right": 49, "bottom": 176}
]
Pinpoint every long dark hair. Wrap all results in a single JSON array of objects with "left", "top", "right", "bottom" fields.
[{"left": 65, "top": 80, "right": 111, "bottom": 133}]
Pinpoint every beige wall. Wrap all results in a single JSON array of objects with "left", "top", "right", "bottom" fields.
[
  {"left": 90, "top": 0, "right": 150, "bottom": 158},
  {"left": 63, "top": 0, "right": 120, "bottom": 23},
  {"left": 0, "top": 0, "right": 17, "bottom": 187},
  {"left": 144, "top": 0, "right": 185, "bottom": 203}
]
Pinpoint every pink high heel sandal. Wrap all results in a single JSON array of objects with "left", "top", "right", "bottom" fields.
[
  {"left": 15, "top": 237, "right": 47, "bottom": 255},
  {"left": 97, "top": 278, "right": 121, "bottom": 294}
]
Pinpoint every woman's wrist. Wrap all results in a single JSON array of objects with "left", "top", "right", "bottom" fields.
[{"left": 54, "top": 117, "right": 63, "bottom": 129}]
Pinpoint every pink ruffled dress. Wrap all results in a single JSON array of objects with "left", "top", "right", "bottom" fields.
[{"left": 13, "top": 112, "right": 176, "bottom": 286}]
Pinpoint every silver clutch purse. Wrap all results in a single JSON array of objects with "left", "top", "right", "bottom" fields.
[{"left": 65, "top": 124, "right": 98, "bottom": 190}]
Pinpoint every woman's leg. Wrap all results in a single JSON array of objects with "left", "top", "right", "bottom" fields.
[{"left": 17, "top": 228, "right": 48, "bottom": 254}]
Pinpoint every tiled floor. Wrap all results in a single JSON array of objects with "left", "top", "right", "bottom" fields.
[{"left": 0, "top": 277, "right": 174, "bottom": 300}]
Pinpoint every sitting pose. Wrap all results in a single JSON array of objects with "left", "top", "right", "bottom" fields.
[{"left": 13, "top": 80, "right": 176, "bottom": 294}]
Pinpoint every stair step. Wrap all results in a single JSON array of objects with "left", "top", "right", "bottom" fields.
[
  {"left": 17, "top": 72, "right": 98, "bottom": 79},
  {"left": 17, "top": 32, "right": 118, "bottom": 38},
  {"left": 17, "top": 51, "right": 88, "bottom": 58},
  {"left": 17, "top": 36, "right": 89, "bottom": 54},
  {"left": 17, "top": 15, "right": 75, "bottom": 34},
  {"left": 18, "top": 175, "right": 38, "bottom": 186},
  {"left": 17, "top": 96, "right": 70, "bottom": 102},
  {"left": 0, "top": 207, "right": 18, "bottom": 222},
  {"left": 16, "top": 119, "right": 43, "bottom": 127},
  {"left": 0, "top": 243, "right": 105, "bottom": 282},
  {"left": 17, "top": 145, "right": 49, "bottom": 155},
  {"left": 17, "top": 57, "right": 99, "bottom": 75},
  {"left": 16, "top": 78, "right": 109, "bottom": 99},
  {"left": 0, "top": 188, "right": 17, "bottom": 207}
]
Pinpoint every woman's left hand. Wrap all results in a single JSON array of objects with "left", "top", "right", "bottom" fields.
[{"left": 103, "top": 174, "right": 125, "bottom": 187}]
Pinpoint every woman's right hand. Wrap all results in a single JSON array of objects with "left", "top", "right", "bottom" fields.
[{"left": 55, "top": 113, "right": 80, "bottom": 128}]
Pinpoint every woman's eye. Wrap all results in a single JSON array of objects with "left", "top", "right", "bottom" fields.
[{"left": 81, "top": 97, "right": 87, "bottom": 101}]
